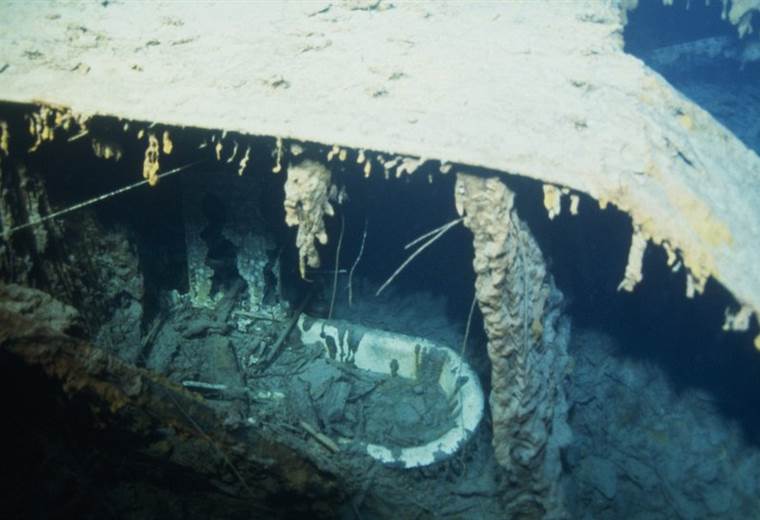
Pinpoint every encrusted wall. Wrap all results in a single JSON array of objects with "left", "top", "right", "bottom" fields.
[
  {"left": 455, "top": 173, "right": 572, "bottom": 519},
  {"left": 182, "top": 170, "right": 284, "bottom": 315},
  {"left": 182, "top": 178, "right": 219, "bottom": 308},
  {"left": 0, "top": 154, "right": 61, "bottom": 284},
  {"left": 0, "top": 139, "right": 143, "bottom": 338}
]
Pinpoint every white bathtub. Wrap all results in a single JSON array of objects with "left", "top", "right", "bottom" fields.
[{"left": 296, "top": 315, "right": 484, "bottom": 469}]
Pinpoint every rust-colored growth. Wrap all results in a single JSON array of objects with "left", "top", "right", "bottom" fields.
[
  {"left": 143, "top": 133, "right": 160, "bottom": 186},
  {"left": 162, "top": 130, "right": 173, "bottom": 154},
  {"left": 283, "top": 160, "right": 334, "bottom": 278},
  {"left": 456, "top": 172, "right": 567, "bottom": 518}
]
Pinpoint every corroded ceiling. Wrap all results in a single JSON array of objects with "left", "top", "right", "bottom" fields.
[{"left": 0, "top": 1, "right": 758, "bottom": 343}]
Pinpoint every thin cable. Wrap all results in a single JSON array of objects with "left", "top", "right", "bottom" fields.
[
  {"left": 348, "top": 218, "right": 367, "bottom": 307},
  {"left": 328, "top": 211, "right": 345, "bottom": 320},
  {"left": 404, "top": 217, "right": 463, "bottom": 250},
  {"left": 3, "top": 161, "right": 203, "bottom": 238},
  {"left": 456, "top": 293, "right": 478, "bottom": 472},
  {"left": 376, "top": 217, "right": 462, "bottom": 296},
  {"left": 461, "top": 294, "right": 478, "bottom": 359},
  {"left": 456, "top": 295, "right": 478, "bottom": 399}
]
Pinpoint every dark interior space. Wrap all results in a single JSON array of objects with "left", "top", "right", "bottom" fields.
[
  {"left": 506, "top": 172, "right": 760, "bottom": 444},
  {"left": 320, "top": 158, "right": 478, "bottom": 325},
  {"left": 0, "top": 351, "right": 118, "bottom": 520},
  {"left": 0, "top": 349, "right": 300, "bottom": 520}
]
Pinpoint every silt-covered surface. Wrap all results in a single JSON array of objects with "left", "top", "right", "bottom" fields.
[{"left": 0, "top": 1, "right": 758, "bottom": 330}]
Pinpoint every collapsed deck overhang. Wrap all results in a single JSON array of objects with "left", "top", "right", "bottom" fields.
[{"left": 1, "top": 1, "right": 759, "bottom": 340}]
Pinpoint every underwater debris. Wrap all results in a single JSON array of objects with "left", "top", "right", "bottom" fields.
[
  {"left": 648, "top": 35, "right": 743, "bottom": 69},
  {"left": 0, "top": 283, "right": 342, "bottom": 515}
]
